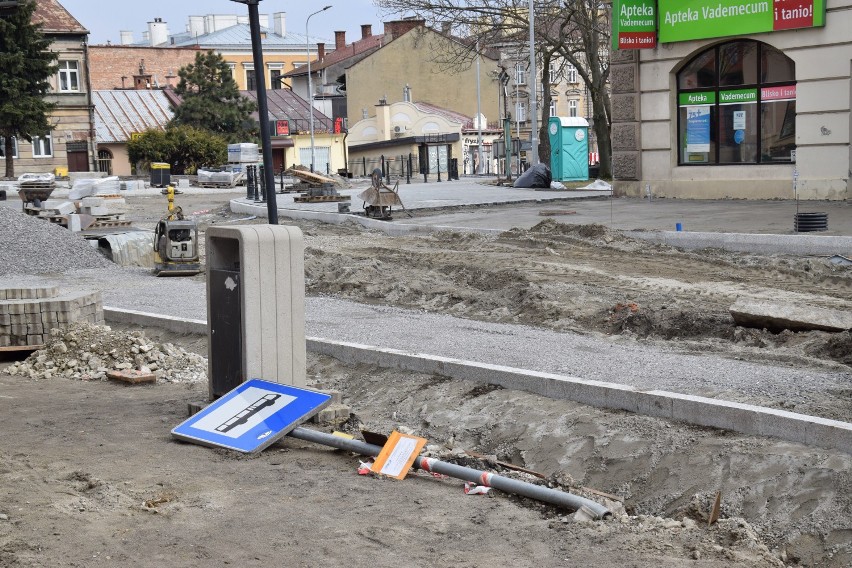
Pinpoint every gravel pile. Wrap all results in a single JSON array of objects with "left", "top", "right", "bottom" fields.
[
  {"left": 6, "top": 322, "right": 207, "bottom": 383},
  {"left": 0, "top": 207, "right": 116, "bottom": 276}
]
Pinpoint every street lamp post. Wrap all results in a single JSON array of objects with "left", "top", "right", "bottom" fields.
[
  {"left": 306, "top": 6, "right": 331, "bottom": 173},
  {"left": 528, "top": 0, "right": 538, "bottom": 166}
]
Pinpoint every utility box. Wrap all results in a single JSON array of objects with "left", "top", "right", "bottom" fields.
[
  {"left": 548, "top": 117, "right": 590, "bottom": 182},
  {"left": 205, "top": 225, "right": 306, "bottom": 400},
  {"left": 151, "top": 162, "right": 171, "bottom": 187}
]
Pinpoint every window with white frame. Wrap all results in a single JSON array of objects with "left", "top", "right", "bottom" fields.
[
  {"left": 549, "top": 61, "right": 558, "bottom": 82},
  {"left": 0, "top": 137, "right": 18, "bottom": 158},
  {"left": 58, "top": 61, "right": 80, "bottom": 92},
  {"left": 549, "top": 99, "right": 557, "bottom": 117},
  {"left": 569, "top": 100, "right": 578, "bottom": 117},
  {"left": 566, "top": 64, "right": 578, "bottom": 84},
  {"left": 31, "top": 133, "right": 52, "bottom": 157},
  {"left": 515, "top": 62, "right": 526, "bottom": 85},
  {"left": 516, "top": 101, "right": 527, "bottom": 122}
]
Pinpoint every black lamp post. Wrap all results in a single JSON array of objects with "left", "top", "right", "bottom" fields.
[{"left": 230, "top": 0, "right": 278, "bottom": 224}]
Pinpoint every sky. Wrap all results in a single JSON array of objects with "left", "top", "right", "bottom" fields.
[{"left": 57, "top": 0, "right": 393, "bottom": 46}]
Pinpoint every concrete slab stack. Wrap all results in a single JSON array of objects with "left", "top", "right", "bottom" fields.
[{"left": 0, "top": 287, "right": 104, "bottom": 347}]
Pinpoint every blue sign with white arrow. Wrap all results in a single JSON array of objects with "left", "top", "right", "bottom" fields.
[{"left": 172, "top": 379, "right": 332, "bottom": 453}]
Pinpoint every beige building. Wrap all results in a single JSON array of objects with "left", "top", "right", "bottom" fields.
[
  {"left": 345, "top": 22, "right": 500, "bottom": 131},
  {"left": 3, "top": 0, "right": 96, "bottom": 175},
  {"left": 611, "top": 0, "right": 851, "bottom": 200},
  {"left": 347, "top": 100, "right": 465, "bottom": 181}
]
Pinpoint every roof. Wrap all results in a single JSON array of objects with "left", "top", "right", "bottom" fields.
[
  {"left": 32, "top": 0, "right": 88, "bottom": 34},
  {"left": 172, "top": 24, "right": 320, "bottom": 49},
  {"left": 241, "top": 89, "right": 333, "bottom": 130},
  {"left": 412, "top": 102, "right": 470, "bottom": 125},
  {"left": 284, "top": 33, "right": 384, "bottom": 78},
  {"left": 93, "top": 90, "right": 174, "bottom": 143}
]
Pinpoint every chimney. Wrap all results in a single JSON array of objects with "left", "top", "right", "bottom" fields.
[
  {"left": 317, "top": 42, "right": 325, "bottom": 62},
  {"left": 147, "top": 17, "right": 168, "bottom": 46},
  {"left": 119, "top": 30, "right": 134, "bottom": 45},
  {"left": 441, "top": 22, "right": 451, "bottom": 34},
  {"left": 383, "top": 19, "right": 425, "bottom": 41},
  {"left": 273, "top": 12, "right": 286, "bottom": 36},
  {"left": 334, "top": 30, "right": 346, "bottom": 49},
  {"left": 376, "top": 97, "right": 391, "bottom": 141},
  {"left": 361, "top": 24, "right": 372, "bottom": 39}
]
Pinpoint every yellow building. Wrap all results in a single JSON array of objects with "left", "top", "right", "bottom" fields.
[
  {"left": 169, "top": 13, "right": 319, "bottom": 92},
  {"left": 345, "top": 22, "right": 500, "bottom": 131}
]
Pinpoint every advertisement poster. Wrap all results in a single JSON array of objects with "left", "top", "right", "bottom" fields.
[
  {"left": 612, "top": 0, "right": 657, "bottom": 49},
  {"left": 686, "top": 105, "right": 711, "bottom": 153},
  {"left": 658, "top": 0, "right": 825, "bottom": 43}
]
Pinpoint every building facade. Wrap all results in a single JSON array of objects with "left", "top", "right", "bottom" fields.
[
  {"left": 3, "top": 0, "right": 96, "bottom": 175},
  {"left": 612, "top": 0, "right": 851, "bottom": 200}
]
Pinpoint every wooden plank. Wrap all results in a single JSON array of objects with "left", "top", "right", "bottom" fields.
[
  {"left": 288, "top": 169, "right": 336, "bottom": 186},
  {"left": 0, "top": 344, "right": 43, "bottom": 353}
]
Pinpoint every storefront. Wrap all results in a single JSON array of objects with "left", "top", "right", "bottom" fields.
[{"left": 611, "top": 0, "right": 850, "bottom": 200}]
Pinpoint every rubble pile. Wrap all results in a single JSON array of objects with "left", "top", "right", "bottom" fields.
[{"left": 7, "top": 322, "right": 207, "bottom": 383}]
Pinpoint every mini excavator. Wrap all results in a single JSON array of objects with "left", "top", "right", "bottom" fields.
[{"left": 153, "top": 186, "right": 202, "bottom": 276}]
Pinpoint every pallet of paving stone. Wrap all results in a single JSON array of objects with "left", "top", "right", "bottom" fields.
[
  {"left": 0, "top": 287, "right": 103, "bottom": 348},
  {"left": 293, "top": 194, "right": 350, "bottom": 203}
]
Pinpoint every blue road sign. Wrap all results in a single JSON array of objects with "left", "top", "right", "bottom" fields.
[{"left": 171, "top": 379, "right": 332, "bottom": 453}]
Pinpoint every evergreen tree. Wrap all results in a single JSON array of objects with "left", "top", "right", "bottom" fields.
[
  {"left": 0, "top": 0, "right": 58, "bottom": 178},
  {"left": 171, "top": 51, "right": 257, "bottom": 142}
]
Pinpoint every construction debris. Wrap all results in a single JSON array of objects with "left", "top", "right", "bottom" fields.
[{"left": 6, "top": 322, "right": 207, "bottom": 383}]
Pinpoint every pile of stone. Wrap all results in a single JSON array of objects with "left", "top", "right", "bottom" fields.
[
  {"left": 0, "top": 286, "right": 102, "bottom": 347},
  {"left": 6, "top": 322, "right": 207, "bottom": 383},
  {"left": 0, "top": 208, "right": 116, "bottom": 275}
]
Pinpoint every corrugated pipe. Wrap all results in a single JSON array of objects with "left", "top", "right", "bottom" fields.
[{"left": 289, "top": 427, "right": 611, "bottom": 519}]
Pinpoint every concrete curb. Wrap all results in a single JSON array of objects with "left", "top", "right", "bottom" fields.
[
  {"left": 626, "top": 230, "right": 852, "bottom": 257},
  {"left": 104, "top": 307, "right": 852, "bottom": 455}
]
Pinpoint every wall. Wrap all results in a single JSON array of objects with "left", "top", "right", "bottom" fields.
[
  {"left": 222, "top": 52, "right": 311, "bottom": 91},
  {"left": 346, "top": 28, "right": 499, "bottom": 128},
  {"left": 613, "top": 1, "right": 852, "bottom": 200},
  {"left": 88, "top": 46, "right": 200, "bottom": 89}
]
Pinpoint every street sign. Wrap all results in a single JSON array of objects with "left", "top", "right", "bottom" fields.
[{"left": 172, "top": 379, "right": 332, "bottom": 453}]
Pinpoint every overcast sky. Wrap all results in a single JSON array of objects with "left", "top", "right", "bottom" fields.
[{"left": 58, "top": 0, "right": 393, "bottom": 45}]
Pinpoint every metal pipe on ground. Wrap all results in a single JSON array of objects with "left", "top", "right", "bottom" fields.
[{"left": 289, "top": 427, "right": 611, "bottom": 519}]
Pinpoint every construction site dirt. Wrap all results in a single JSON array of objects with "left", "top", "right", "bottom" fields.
[{"left": 1, "top": 190, "right": 851, "bottom": 567}]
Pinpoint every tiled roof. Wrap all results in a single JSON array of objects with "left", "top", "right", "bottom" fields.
[
  {"left": 284, "top": 34, "right": 384, "bottom": 78},
  {"left": 93, "top": 90, "right": 174, "bottom": 143},
  {"left": 172, "top": 24, "right": 322, "bottom": 49},
  {"left": 32, "top": 0, "right": 88, "bottom": 34}
]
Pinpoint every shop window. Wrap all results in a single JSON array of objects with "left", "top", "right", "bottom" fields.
[
  {"left": 0, "top": 136, "right": 18, "bottom": 158},
  {"left": 677, "top": 40, "right": 795, "bottom": 166},
  {"left": 32, "top": 133, "right": 52, "bottom": 158}
]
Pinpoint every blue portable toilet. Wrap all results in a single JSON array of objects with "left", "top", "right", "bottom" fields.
[{"left": 548, "top": 116, "right": 590, "bottom": 181}]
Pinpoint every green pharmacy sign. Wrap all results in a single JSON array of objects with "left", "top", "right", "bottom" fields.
[
  {"left": 658, "top": 0, "right": 826, "bottom": 43},
  {"left": 612, "top": 0, "right": 658, "bottom": 50},
  {"left": 679, "top": 91, "right": 716, "bottom": 106}
]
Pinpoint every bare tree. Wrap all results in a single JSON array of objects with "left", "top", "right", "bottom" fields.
[{"left": 374, "top": 0, "right": 612, "bottom": 178}]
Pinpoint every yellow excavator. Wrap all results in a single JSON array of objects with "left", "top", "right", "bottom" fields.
[{"left": 153, "top": 186, "right": 202, "bottom": 276}]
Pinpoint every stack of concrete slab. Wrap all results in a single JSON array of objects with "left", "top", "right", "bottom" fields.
[
  {"left": 79, "top": 195, "right": 127, "bottom": 217},
  {"left": 228, "top": 143, "right": 259, "bottom": 164},
  {"left": 0, "top": 287, "right": 104, "bottom": 347}
]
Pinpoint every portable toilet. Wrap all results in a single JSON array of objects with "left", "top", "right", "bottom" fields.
[{"left": 548, "top": 116, "right": 589, "bottom": 181}]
